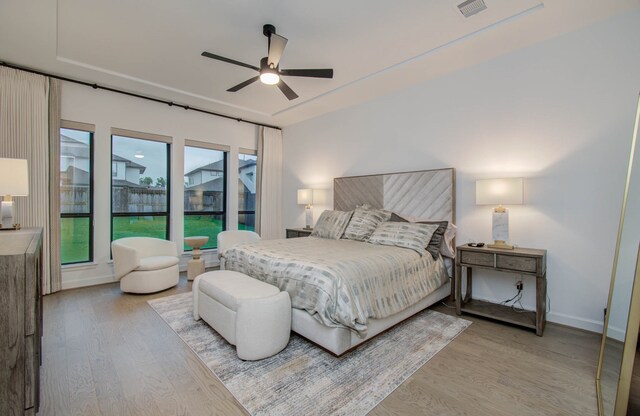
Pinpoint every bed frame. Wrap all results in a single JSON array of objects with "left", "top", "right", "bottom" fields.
[{"left": 292, "top": 168, "right": 456, "bottom": 356}]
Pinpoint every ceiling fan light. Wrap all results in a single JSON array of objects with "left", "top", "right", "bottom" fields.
[{"left": 260, "top": 72, "right": 280, "bottom": 85}]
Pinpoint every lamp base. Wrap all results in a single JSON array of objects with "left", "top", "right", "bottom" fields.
[
  {"left": 487, "top": 240, "right": 514, "bottom": 250},
  {"left": 0, "top": 200, "right": 18, "bottom": 230},
  {"left": 305, "top": 205, "right": 313, "bottom": 229}
]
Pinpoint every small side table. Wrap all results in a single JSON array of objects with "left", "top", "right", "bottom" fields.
[
  {"left": 185, "top": 236, "right": 209, "bottom": 281},
  {"left": 455, "top": 244, "right": 547, "bottom": 336},
  {"left": 286, "top": 228, "right": 313, "bottom": 238}
]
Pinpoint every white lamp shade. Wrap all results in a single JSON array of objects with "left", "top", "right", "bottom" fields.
[
  {"left": 476, "top": 178, "right": 523, "bottom": 205},
  {"left": 0, "top": 158, "right": 29, "bottom": 196},
  {"left": 297, "top": 188, "right": 313, "bottom": 205}
]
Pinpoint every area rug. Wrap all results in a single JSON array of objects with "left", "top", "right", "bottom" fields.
[{"left": 148, "top": 293, "right": 470, "bottom": 416}]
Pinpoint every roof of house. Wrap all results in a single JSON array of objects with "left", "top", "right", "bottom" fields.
[
  {"left": 185, "top": 158, "right": 255, "bottom": 177},
  {"left": 112, "top": 154, "right": 147, "bottom": 174},
  {"left": 61, "top": 134, "right": 90, "bottom": 159}
]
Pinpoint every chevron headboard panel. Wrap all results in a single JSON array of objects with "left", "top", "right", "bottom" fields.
[{"left": 334, "top": 168, "right": 455, "bottom": 223}]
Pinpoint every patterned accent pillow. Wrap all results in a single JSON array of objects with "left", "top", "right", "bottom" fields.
[
  {"left": 343, "top": 207, "right": 392, "bottom": 242},
  {"left": 368, "top": 222, "right": 440, "bottom": 256},
  {"left": 311, "top": 210, "right": 353, "bottom": 240},
  {"left": 390, "top": 213, "right": 449, "bottom": 260}
]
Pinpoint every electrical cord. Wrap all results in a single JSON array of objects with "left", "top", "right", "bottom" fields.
[{"left": 501, "top": 279, "right": 527, "bottom": 313}]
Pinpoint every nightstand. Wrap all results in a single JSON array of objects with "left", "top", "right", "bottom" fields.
[
  {"left": 286, "top": 228, "right": 313, "bottom": 238},
  {"left": 455, "top": 244, "right": 547, "bottom": 336}
]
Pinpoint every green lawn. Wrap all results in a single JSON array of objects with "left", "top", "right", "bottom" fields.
[
  {"left": 61, "top": 217, "right": 90, "bottom": 264},
  {"left": 61, "top": 215, "right": 255, "bottom": 264}
]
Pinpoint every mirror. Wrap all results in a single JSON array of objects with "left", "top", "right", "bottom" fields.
[{"left": 597, "top": 94, "right": 640, "bottom": 416}]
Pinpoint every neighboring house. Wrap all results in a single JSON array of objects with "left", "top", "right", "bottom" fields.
[
  {"left": 60, "top": 134, "right": 90, "bottom": 186},
  {"left": 238, "top": 159, "right": 256, "bottom": 194},
  {"left": 60, "top": 134, "right": 91, "bottom": 214},
  {"left": 184, "top": 158, "right": 256, "bottom": 213},
  {"left": 185, "top": 159, "right": 225, "bottom": 187},
  {"left": 111, "top": 154, "right": 147, "bottom": 187}
]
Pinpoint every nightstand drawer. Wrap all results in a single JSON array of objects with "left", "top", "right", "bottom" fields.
[
  {"left": 496, "top": 254, "right": 538, "bottom": 273},
  {"left": 460, "top": 251, "right": 494, "bottom": 267}
]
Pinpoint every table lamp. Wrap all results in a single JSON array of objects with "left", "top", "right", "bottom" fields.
[
  {"left": 0, "top": 158, "right": 29, "bottom": 230},
  {"left": 476, "top": 178, "right": 523, "bottom": 250},
  {"left": 297, "top": 188, "right": 313, "bottom": 229}
]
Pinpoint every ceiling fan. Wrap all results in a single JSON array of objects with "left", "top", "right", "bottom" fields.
[{"left": 201, "top": 24, "right": 333, "bottom": 100}]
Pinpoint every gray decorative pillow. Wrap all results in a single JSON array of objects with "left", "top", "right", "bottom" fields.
[
  {"left": 311, "top": 210, "right": 353, "bottom": 239},
  {"left": 390, "top": 213, "right": 448, "bottom": 260},
  {"left": 343, "top": 207, "right": 392, "bottom": 242},
  {"left": 368, "top": 222, "right": 439, "bottom": 256}
]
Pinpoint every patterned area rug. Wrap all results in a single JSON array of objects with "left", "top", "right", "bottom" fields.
[{"left": 148, "top": 293, "right": 470, "bottom": 416}]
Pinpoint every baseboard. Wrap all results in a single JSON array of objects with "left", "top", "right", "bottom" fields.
[
  {"left": 471, "top": 295, "right": 604, "bottom": 334},
  {"left": 604, "top": 324, "right": 625, "bottom": 342},
  {"left": 61, "top": 274, "right": 118, "bottom": 290},
  {"left": 546, "top": 311, "right": 603, "bottom": 334}
]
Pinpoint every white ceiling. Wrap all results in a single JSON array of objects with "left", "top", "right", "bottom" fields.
[{"left": 0, "top": 0, "right": 637, "bottom": 126}]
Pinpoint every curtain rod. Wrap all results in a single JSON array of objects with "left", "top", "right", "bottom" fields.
[{"left": 0, "top": 60, "right": 282, "bottom": 131}]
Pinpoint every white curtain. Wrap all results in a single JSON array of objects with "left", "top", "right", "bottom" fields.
[
  {"left": 48, "top": 78, "right": 62, "bottom": 293},
  {"left": 256, "top": 126, "right": 284, "bottom": 240},
  {"left": 0, "top": 67, "right": 53, "bottom": 293}
]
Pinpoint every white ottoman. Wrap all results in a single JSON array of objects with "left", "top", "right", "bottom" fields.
[{"left": 192, "top": 270, "right": 291, "bottom": 360}]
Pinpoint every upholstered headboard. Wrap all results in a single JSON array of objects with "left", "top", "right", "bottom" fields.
[{"left": 334, "top": 168, "right": 455, "bottom": 223}]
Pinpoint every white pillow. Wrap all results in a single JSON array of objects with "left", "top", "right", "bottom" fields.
[
  {"left": 343, "top": 207, "right": 392, "bottom": 242},
  {"left": 368, "top": 222, "right": 439, "bottom": 255},
  {"left": 310, "top": 210, "right": 353, "bottom": 240},
  {"left": 440, "top": 223, "right": 457, "bottom": 258}
]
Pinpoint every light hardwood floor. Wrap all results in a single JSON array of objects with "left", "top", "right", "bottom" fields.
[{"left": 40, "top": 276, "right": 602, "bottom": 416}]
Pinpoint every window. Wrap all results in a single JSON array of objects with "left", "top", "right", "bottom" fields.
[
  {"left": 111, "top": 133, "right": 170, "bottom": 242},
  {"left": 60, "top": 125, "right": 94, "bottom": 264},
  {"left": 184, "top": 145, "right": 227, "bottom": 250},
  {"left": 238, "top": 151, "right": 257, "bottom": 232}
]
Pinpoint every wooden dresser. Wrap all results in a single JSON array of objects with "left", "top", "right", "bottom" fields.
[{"left": 0, "top": 228, "right": 43, "bottom": 415}]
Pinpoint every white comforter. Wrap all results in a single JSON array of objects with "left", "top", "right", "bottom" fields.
[{"left": 224, "top": 236, "right": 449, "bottom": 335}]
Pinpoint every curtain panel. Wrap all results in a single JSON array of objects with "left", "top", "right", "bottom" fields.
[
  {"left": 48, "top": 78, "right": 62, "bottom": 293},
  {"left": 256, "top": 127, "right": 284, "bottom": 240},
  {"left": 0, "top": 67, "right": 61, "bottom": 294}
]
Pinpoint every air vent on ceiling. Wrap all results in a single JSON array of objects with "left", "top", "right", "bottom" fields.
[{"left": 457, "top": 0, "right": 487, "bottom": 18}]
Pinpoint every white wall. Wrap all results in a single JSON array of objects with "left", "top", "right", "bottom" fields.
[
  {"left": 282, "top": 11, "right": 640, "bottom": 333},
  {"left": 61, "top": 82, "right": 258, "bottom": 289}
]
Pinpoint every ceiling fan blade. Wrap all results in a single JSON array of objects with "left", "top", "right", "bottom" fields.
[
  {"left": 227, "top": 76, "right": 260, "bottom": 92},
  {"left": 280, "top": 68, "right": 333, "bottom": 78},
  {"left": 201, "top": 51, "right": 259, "bottom": 72},
  {"left": 267, "top": 33, "right": 288, "bottom": 68},
  {"left": 277, "top": 79, "right": 299, "bottom": 100}
]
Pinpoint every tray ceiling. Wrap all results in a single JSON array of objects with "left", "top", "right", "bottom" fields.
[{"left": 0, "top": 0, "right": 637, "bottom": 126}]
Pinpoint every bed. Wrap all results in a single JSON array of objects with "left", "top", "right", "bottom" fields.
[{"left": 225, "top": 168, "right": 456, "bottom": 355}]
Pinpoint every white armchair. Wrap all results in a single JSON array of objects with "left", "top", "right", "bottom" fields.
[
  {"left": 111, "top": 237, "right": 180, "bottom": 294},
  {"left": 217, "top": 230, "right": 261, "bottom": 270}
]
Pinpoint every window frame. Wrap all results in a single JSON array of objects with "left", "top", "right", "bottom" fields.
[
  {"left": 110, "top": 132, "right": 172, "bottom": 243},
  {"left": 60, "top": 122, "right": 95, "bottom": 265},
  {"left": 183, "top": 145, "right": 228, "bottom": 251}
]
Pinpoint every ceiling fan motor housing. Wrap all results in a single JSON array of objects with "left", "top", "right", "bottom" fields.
[
  {"left": 263, "top": 24, "right": 276, "bottom": 37},
  {"left": 260, "top": 57, "right": 277, "bottom": 71}
]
